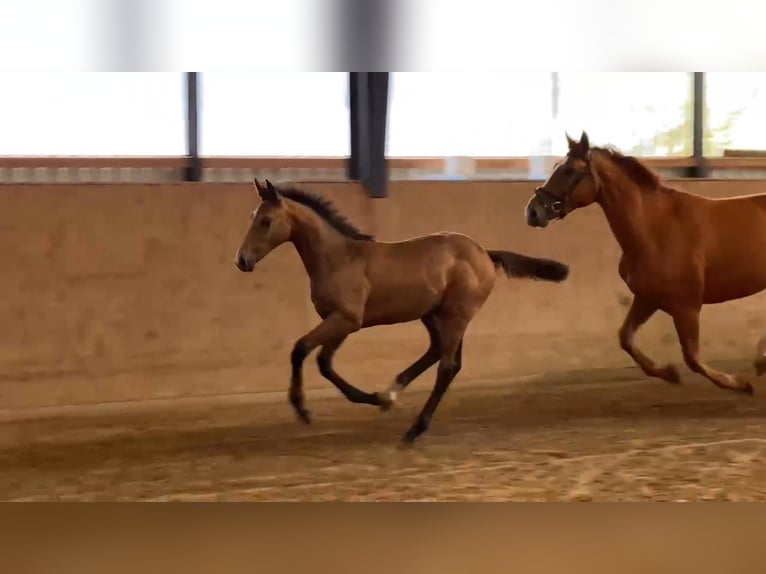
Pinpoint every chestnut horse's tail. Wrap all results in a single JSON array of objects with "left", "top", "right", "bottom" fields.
[{"left": 487, "top": 250, "right": 569, "bottom": 282}]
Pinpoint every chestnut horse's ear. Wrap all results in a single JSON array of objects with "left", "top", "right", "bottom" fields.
[
  {"left": 580, "top": 131, "right": 590, "bottom": 151},
  {"left": 254, "top": 178, "right": 279, "bottom": 202},
  {"left": 566, "top": 132, "right": 577, "bottom": 150}
]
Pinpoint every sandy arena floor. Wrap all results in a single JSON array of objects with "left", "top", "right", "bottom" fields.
[{"left": 2, "top": 371, "right": 766, "bottom": 501}]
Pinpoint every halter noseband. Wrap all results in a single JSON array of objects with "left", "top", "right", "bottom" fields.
[{"left": 534, "top": 150, "right": 598, "bottom": 216}]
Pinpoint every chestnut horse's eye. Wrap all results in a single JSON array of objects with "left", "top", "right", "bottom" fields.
[{"left": 259, "top": 217, "right": 272, "bottom": 229}]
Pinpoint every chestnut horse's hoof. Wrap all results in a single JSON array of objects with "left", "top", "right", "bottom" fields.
[
  {"left": 734, "top": 376, "right": 755, "bottom": 396},
  {"left": 657, "top": 363, "right": 681, "bottom": 384},
  {"left": 295, "top": 408, "right": 312, "bottom": 424}
]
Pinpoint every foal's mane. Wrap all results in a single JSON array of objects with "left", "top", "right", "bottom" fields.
[
  {"left": 278, "top": 185, "right": 375, "bottom": 241},
  {"left": 592, "top": 146, "right": 662, "bottom": 191}
]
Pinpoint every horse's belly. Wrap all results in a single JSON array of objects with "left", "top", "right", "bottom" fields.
[
  {"left": 362, "top": 302, "right": 432, "bottom": 327},
  {"left": 362, "top": 288, "right": 440, "bottom": 327},
  {"left": 703, "top": 265, "right": 766, "bottom": 304},
  {"left": 704, "top": 276, "right": 766, "bottom": 304}
]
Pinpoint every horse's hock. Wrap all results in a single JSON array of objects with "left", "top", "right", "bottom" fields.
[{"left": 2, "top": 180, "right": 766, "bottom": 410}]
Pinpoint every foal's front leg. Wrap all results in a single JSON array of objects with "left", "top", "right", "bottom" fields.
[
  {"left": 619, "top": 296, "right": 681, "bottom": 383},
  {"left": 289, "top": 312, "right": 363, "bottom": 423}
]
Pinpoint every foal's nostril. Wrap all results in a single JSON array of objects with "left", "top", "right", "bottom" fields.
[{"left": 236, "top": 254, "right": 247, "bottom": 270}]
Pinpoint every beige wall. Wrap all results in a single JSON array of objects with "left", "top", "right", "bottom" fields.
[{"left": 3, "top": 179, "right": 766, "bottom": 410}]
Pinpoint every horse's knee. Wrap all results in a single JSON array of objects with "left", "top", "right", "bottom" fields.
[
  {"left": 436, "top": 359, "right": 458, "bottom": 385},
  {"left": 439, "top": 357, "right": 457, "bottom": 371}
]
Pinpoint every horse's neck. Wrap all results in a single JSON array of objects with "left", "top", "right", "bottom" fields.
[
  {"left": 290, "top": 214, "right": 350, "bottom": 278},
  {"left": 596, "top": 177, "right": 654, "bottom": 260}
]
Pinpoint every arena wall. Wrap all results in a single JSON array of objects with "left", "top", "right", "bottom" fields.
[{"left": 3, "top": 179, "right": 766, "bottom": 410}]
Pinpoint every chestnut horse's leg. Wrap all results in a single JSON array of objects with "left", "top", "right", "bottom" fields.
[
  {"left": 619, "top": 297, "right": 681, "bottom": 383},
  {"left": 317, "top": 336, "right": 381, "bottom": 406},
  {"left": 672, "top": 307, "right": 754, "bottom": 395},
  {"left": 401, "top": 316, "right": 466, "bottom": 445},
  {"left": 289, "top": 312, "right": 367, "bottom": 424},
  {"left": 377, "top": 315, "right": 441, "bottom": 411}
]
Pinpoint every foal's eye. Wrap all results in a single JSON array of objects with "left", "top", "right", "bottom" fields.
[{"left": 259, "top": 217, "right": 272, "bottom": 229}]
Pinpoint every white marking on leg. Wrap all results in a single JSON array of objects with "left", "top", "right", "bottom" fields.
[
  {"left": 377, "top": 381, "right": 404, "bottom": 411},
  {"left": 387, "top": 381, "right": 404, "bottom": 403}
]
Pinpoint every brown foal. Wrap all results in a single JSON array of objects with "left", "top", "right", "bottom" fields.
[
  {"left": 236, "top": 179, "right": 569, "bottom": 444},
  {"left": 526, "top": 131, "right": 766, "bottom": 395}
]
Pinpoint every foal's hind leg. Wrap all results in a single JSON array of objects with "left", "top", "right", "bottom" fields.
[
  {"left": 377, "top": 314, "right": 441, "bottom": 411},
  {"left": 401, "top": 315, "right": 466, "bottom": 445},
  {"left": 619, "top": 296, "right": 681, "bottom": 383},
  {"left": 672, "top": 306, "right": 754, "bottom": 395},
  {"left": 317, "top": 336, "right": 380, "bottom": 406}
]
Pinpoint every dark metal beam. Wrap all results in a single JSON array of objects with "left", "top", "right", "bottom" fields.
[
  {"left": 348, "top": 72, "right": 389, "bottom": 198},
  {"left": 339, "top": 0, "right": 391, "bottom": 71},
  {"left": 184, "top": 72, "right": 201, "bottom": 182},
  {"left": 689, "top": 72, "right": 708, "bottom": 178}
]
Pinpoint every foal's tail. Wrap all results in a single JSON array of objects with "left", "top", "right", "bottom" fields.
[{"left": 487, "top": 250, "right": 569, "bottom": 283}]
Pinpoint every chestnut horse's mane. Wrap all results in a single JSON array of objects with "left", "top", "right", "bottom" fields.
[
  {"left": 593, "top": 146, "right": 663, "bottom": 191},
  {"left": 277, "top": 185, "right": 375, "bottom": 241}
]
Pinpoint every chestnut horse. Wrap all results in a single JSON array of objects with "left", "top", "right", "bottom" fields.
[
  {"left": 236, "top": 179, "right": 569, "bottom": 444},
  {"left": 525, "top": 131, "right": 766, "bottom": 395}
]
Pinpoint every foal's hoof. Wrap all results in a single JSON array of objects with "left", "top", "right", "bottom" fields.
[
  {"left": 376, "top": 391, "right": 395, "bottom": 412},
  {"left": 657, "top": 363, "right": 681, "bottom": 384},
  {"left": 399, "top": 434, "right": 417, "bottom": 449},
  {"left": 400, "top": 426, "right": 423, "bottom": 447},
  {"left": 295, "top": 408, "right": 312, "bottom": 424}
]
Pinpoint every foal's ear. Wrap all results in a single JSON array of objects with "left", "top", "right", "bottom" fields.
[
  {"left": 579, "top": 131, "right": 590, "bottom": 151},
  {"left": 264, "top": 180, "right": 281, "bottom": 202},
  {"left": 254, "top": 178, "right": 280, "bottom": 202},
  {"left": 254, "top": 178, "right": 266, "bottom": 197},
  {"left": 566, "top": 132, "right": 577, "bottom": 150}
]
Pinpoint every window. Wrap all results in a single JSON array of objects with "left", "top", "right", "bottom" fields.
[
  {"left": 0, "top": 0, "right": 93, "bottom": 70},
  {"left": 557, "top": 73, "right": 692, "bottom": 156},
  {"left": 199, "top": 72, "right": 349, "bottom": 156},
  {"left": 387, "top": 72, "right": 554, "bottom": 157},
  {"left": 0, "top": 72, "right": 185, "bottom": 156},
  {"left": 705, "top": 73, "right": 766, "bottom": 155}
]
